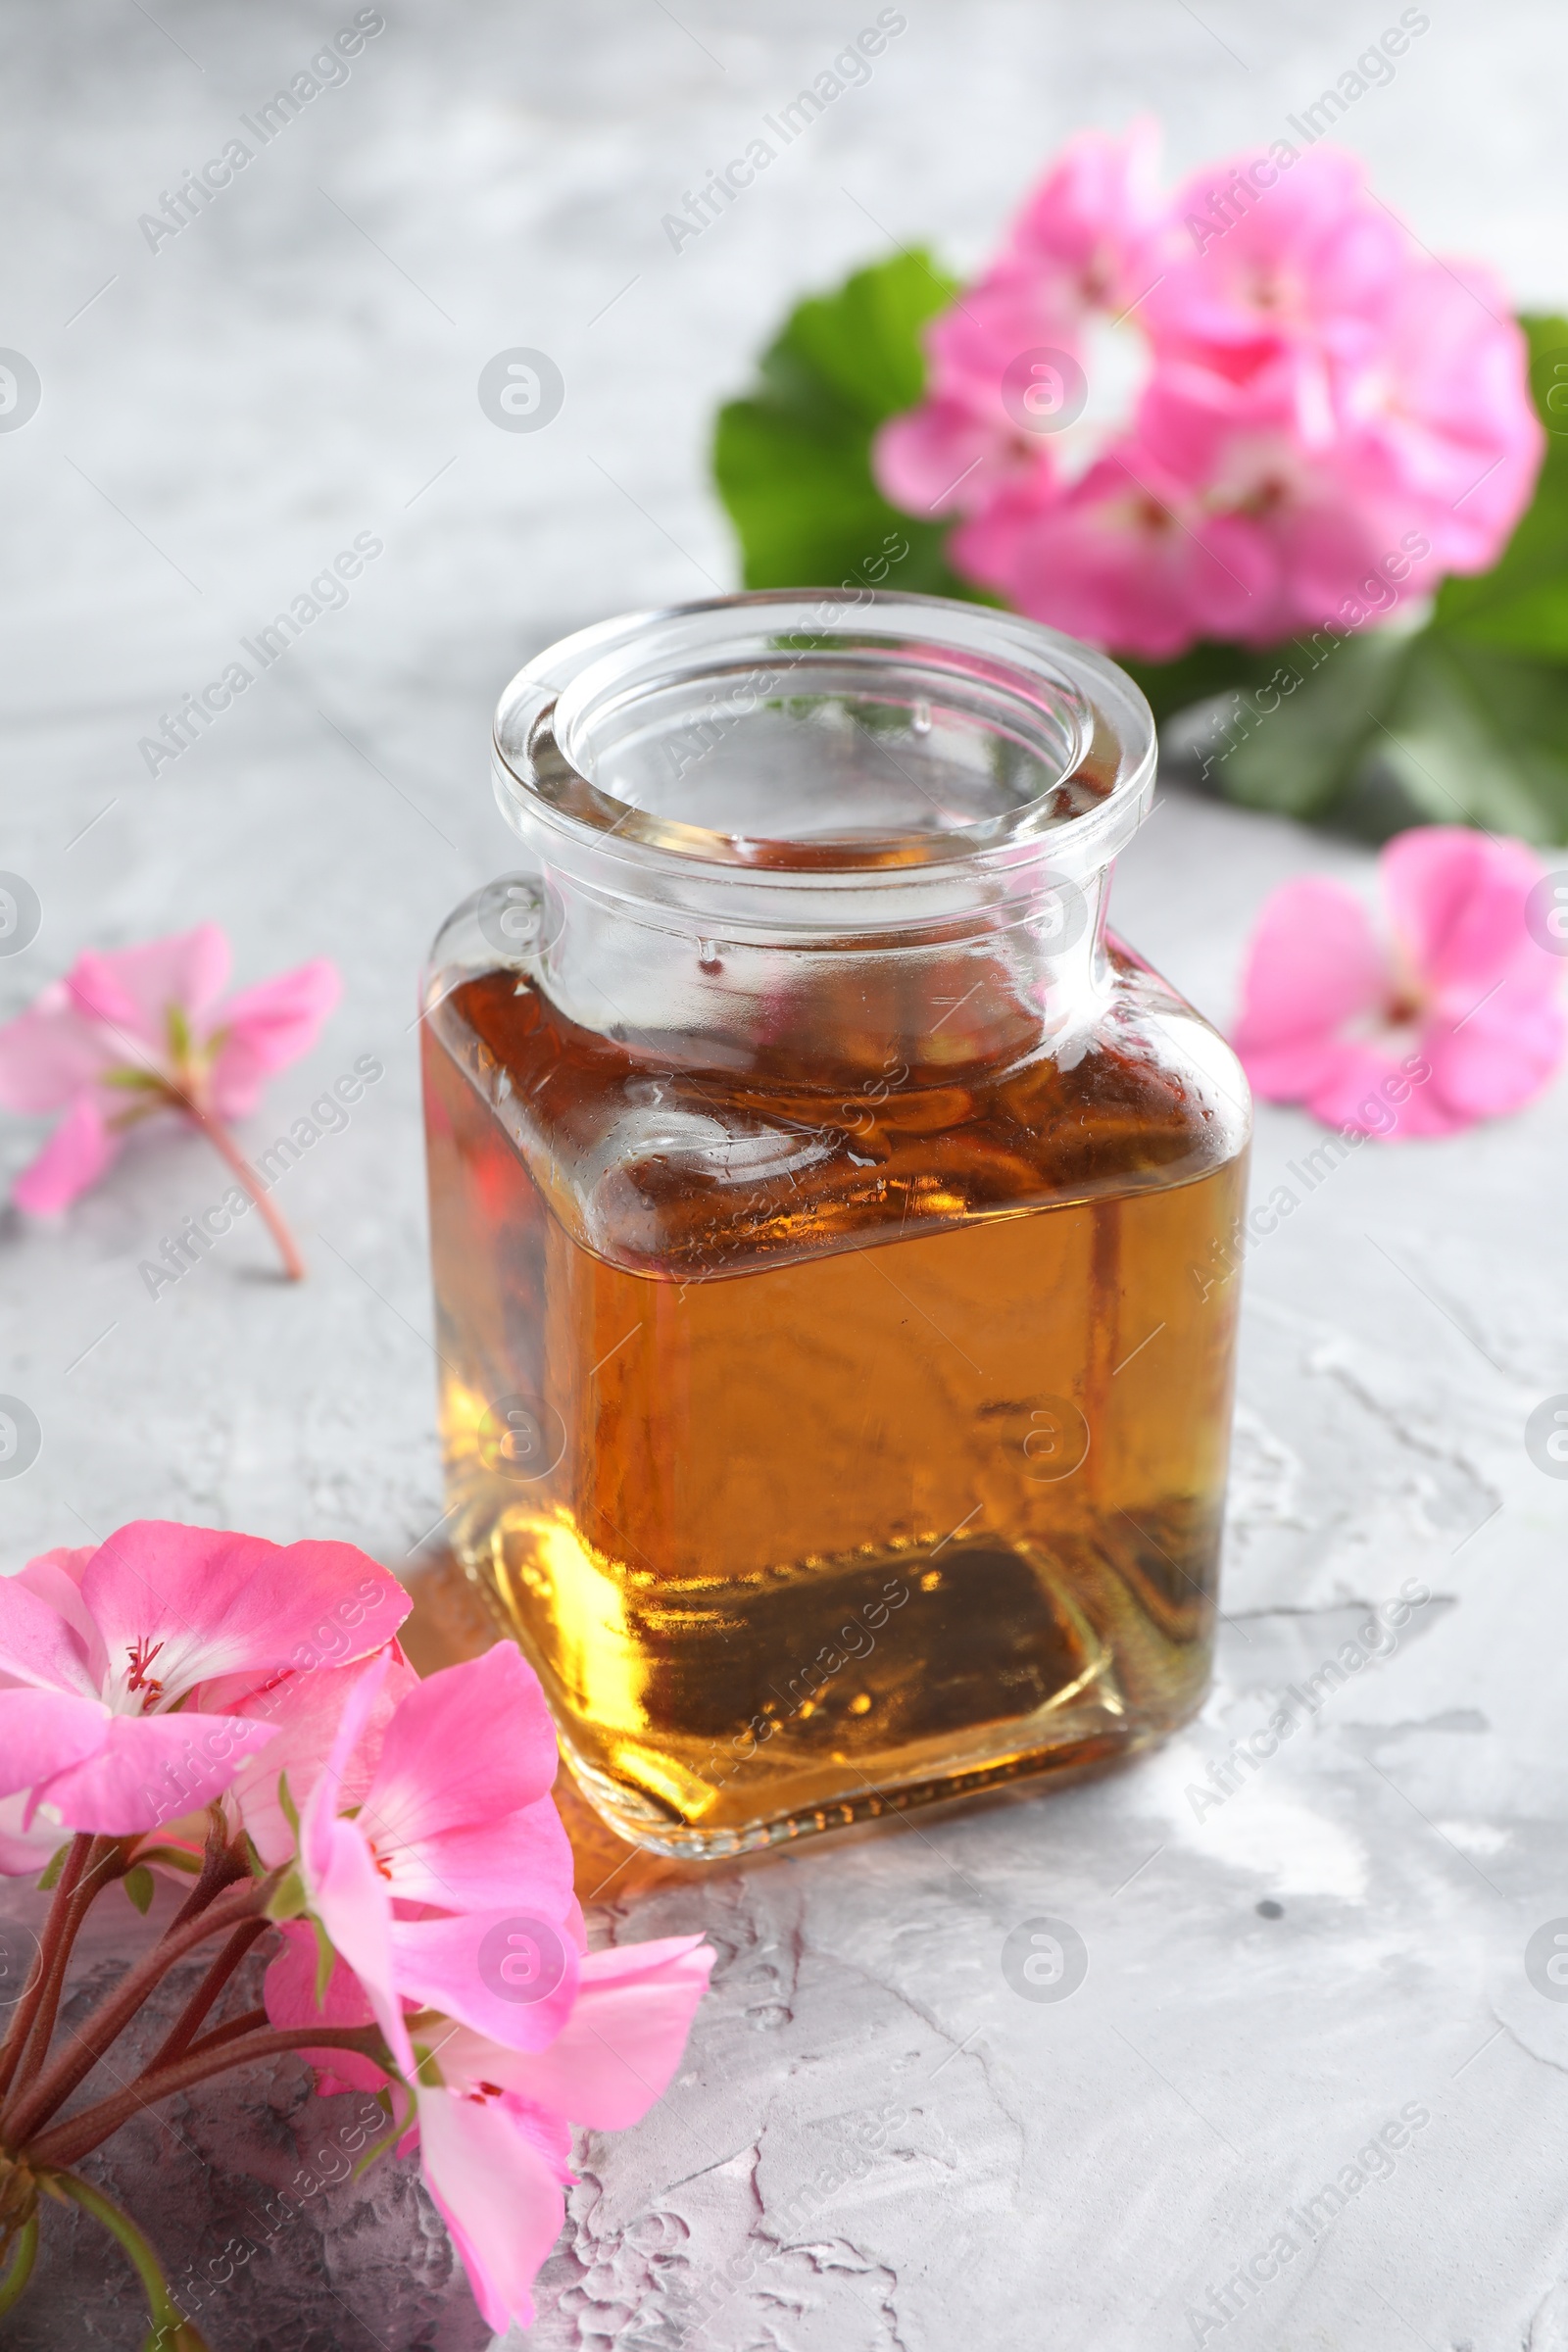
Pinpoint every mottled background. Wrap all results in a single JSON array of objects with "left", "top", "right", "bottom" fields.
[{"left": 3, "top": 4, "right": 1568, "bottom": 2347}]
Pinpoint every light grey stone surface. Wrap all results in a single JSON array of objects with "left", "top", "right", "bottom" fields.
[{"left": 2, "top": 3, "right": 1567, "bottom": 2346}]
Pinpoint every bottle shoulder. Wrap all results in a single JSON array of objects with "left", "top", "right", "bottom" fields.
[{"left": 423, "top": 943, "right": 1250, "bottom": 1278}]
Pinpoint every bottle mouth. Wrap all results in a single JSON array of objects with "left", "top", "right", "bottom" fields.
[{"left": 493, "top": 591, "right": 1155, "bottom": 882}]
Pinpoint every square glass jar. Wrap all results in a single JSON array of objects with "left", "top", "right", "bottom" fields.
[{"left": 421, "top": 591, "right": 1250, "bottom": 1856}]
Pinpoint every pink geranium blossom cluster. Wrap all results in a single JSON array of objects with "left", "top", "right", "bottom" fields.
[
  {"left": 0, "top": 1522, "right": 711, "bottom": 2339},
  {"left": 874, "top": 123, "right": 1543, "bottom": 657}
]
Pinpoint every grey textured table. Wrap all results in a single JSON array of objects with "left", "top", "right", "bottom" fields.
[{"left": 4, "top": 4, "right": 1568, "bottom": 2346}]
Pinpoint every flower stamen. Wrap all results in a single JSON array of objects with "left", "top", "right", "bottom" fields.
[{"left": 124, "top": 1639, "right": 165, "bottom": 1709}]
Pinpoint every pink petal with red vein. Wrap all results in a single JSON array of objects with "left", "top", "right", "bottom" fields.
[
  {"left": 80, "top": 1523, "right": 409, "bottom": 1709},
  {"left": 434, "top": 1935, "right": 715, "bottom": 2131},
  {"left": 377, "top": 1795, "right": 574, "bottom": 1919},
  {"left": 415, "top": 2084, "right": 568, "bottom": 2333}
]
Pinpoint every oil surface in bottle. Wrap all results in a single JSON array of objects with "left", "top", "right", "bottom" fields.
[{"left": 422, "top": 953, "right": 1247, "bottom": 1855}]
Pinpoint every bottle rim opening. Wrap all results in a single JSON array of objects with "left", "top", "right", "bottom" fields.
[{"left": 492, "top": 590, "right": 1156, "bottom": 886}]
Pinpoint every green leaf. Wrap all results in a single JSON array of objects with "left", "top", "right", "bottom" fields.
[
  {"left": 1374, "top": 633, "right": 1568, "bottom": 840},
  {"left": 1206, "top": 630, "right": 1416, "bottom": 819},
  {"left": 36, "top": 1844, "right": 69, "bottom": 1892},
  {"left": 1121, "top": 641, "right": 1280, "bottom": 726},
  {"left": 712, "top": 250, "right": 982, "bottom": 597},
  {"left": 165, "top": 1004, "right": 192, "bottom": 1065},
  {"left": 1432, "top": 315, "right": 1568, "bottom": 659},
  {"left": 123, "top": 1864, "right": 155, "bottom": 1916},
  {"left": 100, "top": 1068, "right": 168, "bottom": 1094}
]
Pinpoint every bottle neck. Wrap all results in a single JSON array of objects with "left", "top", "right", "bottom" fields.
[{"left": 529, "top": 858, "right": 1113, "bottom": 1087}]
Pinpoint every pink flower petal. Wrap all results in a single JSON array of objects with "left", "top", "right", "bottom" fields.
[
  {"left": 206, "top": 958, "right": 341, "bottom": 1117},
  {"left": 11, "top": 1095, "right": 123, "bottom": 1215},
  {"left": 66, "top": 925, "right": 231, "bottom": 1050},
  {"left": 305, "top": 1809, "right": 414, "bottom": 2079},
  {"left": 1232, "top": 826, "right": 1565, "bottom": 1141},
  {"left": 1232, "top": 877, "right": 1386, "bottom": 1098},
  {"left": 1424, "top": 994, "right": 1567, "bottom": 1121},
  {"left": 0, "top": 986, "right": 110, "bottom": 1112},
  {"left": 303, "top": 1651, "right": 394, "bottom": 1883},
  {"left": 79, "top": 1523, "right": 410, "bottom": 1711},
  {"left": 0, "top": 1575, "right": 99, "bottom": 1699},
  {"left": 227, "top": 1650, "right": 420, "bottom": 1869},
  {"left": 0, "top": 1792, "right": 69, "bottom": 1878},
  {"left": 37, "top": 1709, "right": 277, "bottom": 1834},
  {"left": 0, "top": 1690, "right": 108, "bottom": 1799},
  {"left": 1382, "top": 827, "right": 1557, "bottom": 1004},
  {"left": 297, "top": 1655, "right": 416, "bottom": 2079},
  {"left": 415, "top": 2083, "right": 568, "bottom": 2333},
  {"left": 388, "top": 1908, "right": 581, "bottom": 2052},
  {"left": 263, "top": 1918, "right": 391, "bottom": 2095},
  {"left": 1007, "top": 117, "right": 1167, "bottom": 295},
  {"left": 379, "top": 1798, "right": 575, "bottom": 1919},
  {"left": 1302, "top": 1041, "right": 1464, "bottom": 1139},
  {"left": 361, "top": 1643, "right": 561, "bottom": 1858},
  {"left": 435, "top": 1936, "right": 715, "bottom": 2131}
]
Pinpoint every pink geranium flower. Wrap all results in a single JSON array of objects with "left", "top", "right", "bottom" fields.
[
  {"left": 1233, "top": 827, "right": 1565, "bottom": 1136},
  {"left": 0, "top": 1522, "right": 715, "bottom": 2347},
  {"left": 0, "top": 922, "right": 338, "bottom": 1277},
  {"left": 254, "top": 1644, "right": 580, "bottom": 2073},
  {"left": 265, "top": 1918, "right": 714, "bottom": 2332},
  {"left": 0, "top": 1522, "right": 410, "bottom": 1841},
  {"left": 250, "top": 1639, "right": 714, "bottom": 2330},
  {"left": 877, "top": 122, "right": 1168, "bottom": 520},
  {"left": 874, "top": 128, "right": 1542, "bottom": 657}
]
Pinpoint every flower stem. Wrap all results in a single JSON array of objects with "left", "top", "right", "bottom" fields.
[
  {"left": 0, "top": 1838, "right": 124, "bottom": 2108},
  {"left": 167, "top": 1808, "right": 246, "bottom": 1935},
  {"left": 141, "top": 1920, "right": 269, "bottom": 2078},
  {"left": 24, "top": 2024, "right": 393, "bottom": 2172},
  {"left": 0, "top": 2214, "right": 38, "bottom": 2318},
  {"left": 179, "top": 2005, "right": 268, "bottom": 2062},
  {"left": 184, "top": 1104, "right": 305, "bottom": 1281},
  {"left": 2, "top": 1875, "right": 276, "bottom": 2149},
  {"left": 43, "top": 2171, "right": 207, "bottom": 2346},
  {"left": 0, "top": 1835, "right": 91, "bottom": 2101}
]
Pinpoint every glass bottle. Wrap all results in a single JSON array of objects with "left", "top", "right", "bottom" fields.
[{"left": 420, "top": 591, "right": 1250, "bottom": 1857}]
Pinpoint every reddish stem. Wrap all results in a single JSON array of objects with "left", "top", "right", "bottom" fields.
[
  {"left": 24, "top": 2024, "right": 393, "bottom": 2171},
  {"left": 0, "top": 1836, "right": 92, "bottom": 2101},
  {"left": 166, "top": 1811, "right": 246, "bottom": 1936},
  {"left": 0, "top": 1840, "right": 124, "bottom": 2107},
  {"left": 181, "top": 2005, "right": 268, "bottom": 2060},
  {"left": 140, "top": 1921, "right": 269, "bottom": 2078},
  {"left": 2, "top": 1877, "right": 273, "bottom": 2148},
  {"left": 184, "top": 1104, "right": 305, "bottom": 1281}
]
